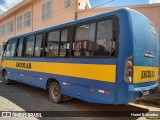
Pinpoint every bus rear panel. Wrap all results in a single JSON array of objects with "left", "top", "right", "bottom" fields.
[{"left": 117, "top": 9, "right": 159, "bottom": 104}]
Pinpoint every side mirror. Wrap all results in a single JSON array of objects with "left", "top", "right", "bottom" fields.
[{"left": 3, "top": 42, "right": 7, "bottom": 51}]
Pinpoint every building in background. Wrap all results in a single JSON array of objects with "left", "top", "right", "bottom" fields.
[
  {"left": 0, "top": 0, "right": 159, "bottom": 57},
  {"left": 0, "top": 0, "right": 91, "bottom": 54}
]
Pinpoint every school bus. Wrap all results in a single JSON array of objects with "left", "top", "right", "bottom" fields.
[{"left": 1, "top": 8, "right": 159, "bottom": 104}]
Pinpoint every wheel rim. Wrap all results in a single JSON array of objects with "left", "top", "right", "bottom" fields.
[
  {"left": 3, "top": 72, "right": 7, "bottom": 82},
  {"left": 51, "top": 85, "right": 60, "bottom": 98}
]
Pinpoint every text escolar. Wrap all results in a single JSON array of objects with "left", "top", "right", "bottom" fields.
[
  {"left": 141, "top": 71, "right": 155, "bottom": 79},
  {"left": 16, "top": 62, "right": 32, "bottom": 69}
]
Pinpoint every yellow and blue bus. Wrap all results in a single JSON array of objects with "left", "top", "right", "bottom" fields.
[{"left": 1, "top": 8, "right": 159, "bottom": 104}]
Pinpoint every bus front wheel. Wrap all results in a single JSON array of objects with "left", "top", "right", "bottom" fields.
[
  {"left": 2, "top": 71, "right": 11, "bottom": 85},
  {"left": 49, "top": 82, "right": 62, "bottom": 103}
]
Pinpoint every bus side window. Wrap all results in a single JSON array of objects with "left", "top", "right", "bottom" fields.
[
  {"left": 73, "top": 23, "right": 96, "bottom": 57},
  {"left": 17, "top": 38, "right": 24, "bottom": 57},
  {"left": 4, "top": 40, "right": 17, "bottom": 57},
  {"left": 25, "top": 35, "right": 35, "bottom": 57},
  {"left": 34, "top": 34, "right": 43, "bottom": 57},
  {"left": 59, "top": 29, "right": 69, "bottom": 57},
  {"left": 3, "top": 43, "right": 11, "bottom": 57},
  {"left": 45, "top": 30, "right": 60, "bottom": 57},
  {"left": 95, "top": 19, "right": 113, "bottom": 57}
]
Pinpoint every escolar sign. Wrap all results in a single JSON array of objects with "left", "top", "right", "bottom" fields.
[
  {"left": 141, "top": 71, "right": 155, "bottom": 79},
  {"left": 16, "top": 62, "right": 32, "bottom": 69}
]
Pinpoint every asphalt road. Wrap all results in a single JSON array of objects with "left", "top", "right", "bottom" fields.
[{"left": 0, "top": 80, "right": 159, "bottom": 120}]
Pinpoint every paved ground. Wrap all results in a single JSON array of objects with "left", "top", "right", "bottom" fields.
[
  {"left": 134, "top": 92, "right": 160, "bottom": 107},
  {"left": 0, "top": 80, "right": 159, "bottom": 120}
]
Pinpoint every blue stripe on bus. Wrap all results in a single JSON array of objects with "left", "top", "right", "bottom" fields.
[{"left": 6, "top": 68, "right": 116, "bottom": 104}]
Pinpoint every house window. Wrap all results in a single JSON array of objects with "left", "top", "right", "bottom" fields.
[
  {"left": 17, "top": 15, "right": 23, "bottom": 30},
  {"left": 17, "top": 11, "right": 32, "bottom": 30},
  {"left": 24, "top": 11, "right": 31, "bottom": 28},
  {"left": 0, "top": 20, "right": 14, "bottom": 37},
  {"left": 0, "top": 26, "right": 2, "bottom": 37},
  {"left": 42, "top": 0, "right": 52, "bottom": 21},
  {"left": 64, "top": 0, "right": 71, "bottom": 8},
  {"left": 7, "top": 20, "right": 14, "bottom": 34},
  {"left": 2, "top": 24, "right": 6, "bottom": 36}
]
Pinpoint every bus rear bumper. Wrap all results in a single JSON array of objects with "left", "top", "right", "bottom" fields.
[
  {"left": 128, "top": 82, "right": 158, "bottom": 91},
  {"left": 116, "top": 82, "right": 158, "bottom": 104}
]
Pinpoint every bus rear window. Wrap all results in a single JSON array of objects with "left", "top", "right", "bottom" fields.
[{"left": 150, "top": 24, "right": 157, "bottom": 35}]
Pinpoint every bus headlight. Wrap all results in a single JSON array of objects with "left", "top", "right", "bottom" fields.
[{"left": 124, "top": 56, "right": 133, "bottom": 84}]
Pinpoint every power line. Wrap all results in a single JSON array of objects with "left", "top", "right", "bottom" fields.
[{"left": 92, "top": 0, "right": 115, "bottom": 8}]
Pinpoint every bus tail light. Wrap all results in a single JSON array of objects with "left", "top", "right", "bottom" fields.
[{"left": 124, "top": 56, "right": 133, "bottom": 84}]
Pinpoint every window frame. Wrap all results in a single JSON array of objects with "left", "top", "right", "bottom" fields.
[
  {"left": 95, "top": 19, "right": 114, "bottom": 58},
  {"left": 64, "top": 0, "right": 71, "bottom": 9},
  {"left": 24, "top": 34, "right": 36, "bottom": 57},
  {"left": 44, "top": 26, "right": 71, "bottom": 58},
  {"left": 0, "top": 25, "right": 2, "bottom": 37},
  {"left": 71, "top": 15, "right": 119, "bottom": 59},
  {"left": 34, "top": 33, "right": 44, "bottom": 57},
  {"left": 24, "top": 11, "right": 32, "bottom": 28},
  {"left": 6, "top": 20, "right": 14, "bottom": 34},
  {"left": 59, "top": 28, "right": 70, "bottom": 57},
  {"left": 58, "top": 26, "right": 73, "bottom": 58},
  {"left": 73, "top": 22, "right": 97, "bottom": 58},
  {"left": 41, "top": 0, "right": 53, "bottom": 22},
  {"left": 150, "top": 23, "right": 157, "bottom": 36},
  {"left": 15, "top": 33, "right": 45, "bottom": 58},
  {"left": 3, "top": 15, "right": 119, "bottom": 59},
  {"left": 17, "top": 11, "right": 32, "bottom": 31},
  {"left": 0, "top": 20, "right": 14, "bottom": 37},
  {"left": 4, "top": 38, "right": 18, "bottom": 58},
  {"left": 16, "top": 37, "right": 25, "bottom": 57},
  {"left": 17, "top": 15, "right": 23, "bottom": 30},
  {"left": 45, "top": 29, "right": 60, "bottom": 58},
  {"left": 2, "top": 24, "right": 6, "bottom": 36}
]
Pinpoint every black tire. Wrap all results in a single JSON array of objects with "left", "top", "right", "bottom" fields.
[
  {"left": 49, "top": 82, "right": 62, "bottom": 103},
  {"left": 2, "top": 71, "right": 11, "bottom": 85}
]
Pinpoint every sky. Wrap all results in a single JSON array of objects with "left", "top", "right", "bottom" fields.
[
  {"left": 90, "top": 0, "right": 160, "bottom": 8},
  {"left": 0, "top": 0, "right": 160, "bottom": 14},
  {"left": 0, "top": 0, "right": 22, "bottom": 14}
]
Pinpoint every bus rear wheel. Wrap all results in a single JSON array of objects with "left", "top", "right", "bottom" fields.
[
  {"left": 2, "top": 71, "right": 11, "bottom": 85},
  {"left": 49, "top": 82, "right": 62, "bottom": 103}
]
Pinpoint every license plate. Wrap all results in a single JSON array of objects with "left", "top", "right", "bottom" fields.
[{"left": 143, "top": 91, "right": 149, "bottom": 96}]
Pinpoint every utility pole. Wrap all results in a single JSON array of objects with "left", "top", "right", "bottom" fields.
[{"left": 75, "top": 0, "right": 78, "bottom": 20}]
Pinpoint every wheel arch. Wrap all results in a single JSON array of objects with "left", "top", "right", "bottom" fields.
[
  {"left": 46, "top": 78, "right": 60, "bottom": 90},
  {"left": 2, "top": 68, "right": 6, "bottom": 76}
]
